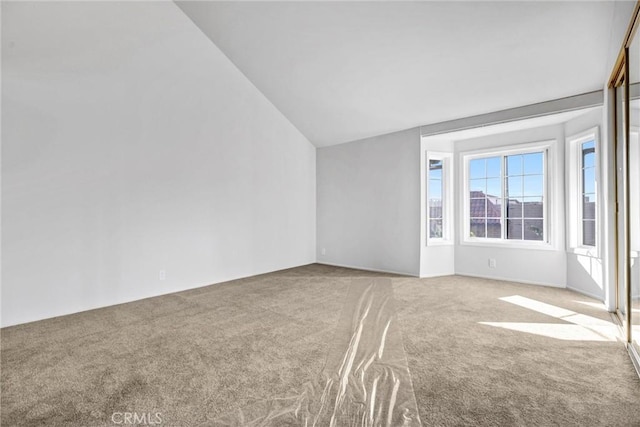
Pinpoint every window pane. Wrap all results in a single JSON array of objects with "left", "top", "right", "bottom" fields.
[
  {"left": 486, "top": 219, "right": 502, "bottom": 238},
  {"left": 469, "top": 159, "right": 485, "bottom": 179},
  {"left": 582, "top": 141, "right": 595, "bottom": 168},
  {"left": 429, "top": 159, "right": 443, "bottom": 179},
  {"left": 523, "top": 197, "right": 544, "bottom": 218},
  {"left": 582, "top": 220, "right": 596, "bottom": 246},
  {"left": 507, "top": 219, "right": 523, "bottom": 240},
  {"left": 430, "top": 219, "right": 443, "bottom": 238},
  {"left": 470, "top": 198, "right": 486, "bottom": 217},
  {"left": 486, "top": 157, "right": 501, "bottom": 178},
  {"left": 470, "top": 219, "right": 486, "bottom": 238},
  {"left": 429, "top": 203, "right": 442, "bottom": 219},
  {"left": 582, "top": 194, "right": 596, "bottom": 220},
  {"left": 507, "top": 199, "right": 522, "bottom": 218},
  {"left": 470, "top": 179, "right": 485, "bottom": 194},
  {"left": 523, "top": 219, "right": 544, "bottom": 241},
  {"left": 583, "top": 168, "right": 595, "bottom": 194},
  {"left": 487, "top": 196, "right": 502, "bottom": 217},
  {"left": 582, "top": 152, "right": 595, "bottom": 169},
  {"left": 506, "top": 155, "right": 523, "bottom": 176},
  {"left": 506, "top": 177, "right": 523, "bottom": 197},
  {"left": 486, "top": 178, "right": 501, "bottom": 197},
  {"left": 523, "top": 175, "right": 544, "bottom": 196},
  {"left": 523, "top": 152, "right": 544, "bottom": 175},
  {"left": 429, "top": 180, "right": 442, "bottom": 199}
]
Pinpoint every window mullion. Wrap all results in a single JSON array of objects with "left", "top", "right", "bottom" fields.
[
  {"left": 579, "top": 144, "right": 584, "bottom": 245},
  {"left": 502, "top": 155, "right": 506, "bottom": 240},
  {"left": 521, "top": 161, "right": 525, "bottom": 240},
  {"left": 544, "top": 149, "right": 548, "bottom": 242}
]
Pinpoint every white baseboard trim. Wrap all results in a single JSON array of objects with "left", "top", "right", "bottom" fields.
[
  {"left": 316, "top": 262, "right": 417, "bottom": 277},
  {"left": 566, "top": 285, "right": 605, "bottom": 301},
  {"left": 2, "top": 259, "right": 317, "bottom": 328},
  {"left": 627, "top": 343, "right": 640, "bottom": 379},
  {"left": 455, "top": 272, "right": 565, "bottom": 289},
  {"left": 419, "top": 272, "right": 456, "bottom": 279}
]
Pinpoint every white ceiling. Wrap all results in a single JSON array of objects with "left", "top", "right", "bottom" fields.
[{"left": 176, "top": 1, "right": 630, "bottom": 147}]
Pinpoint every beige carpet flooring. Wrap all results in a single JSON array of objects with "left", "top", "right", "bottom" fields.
[{"left": 2, "top": 264, "right": 639, "bottom": 426}]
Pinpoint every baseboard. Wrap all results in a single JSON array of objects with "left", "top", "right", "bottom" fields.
[
  {"left": 455, "top": 272, "right": 565, "bottom": 289},
  {"left": 628, "top": 344, "right": 640, "bottom": 379},
  {"left": 565, "top": 285, "right": 605, "bottom": 301},
  {"left": 1, "top": 259, "right": 317, "bottom": 328},
  {"left": 316, "top": 262, "right": 417, "bottom": 277},
  {"left": 419, "top": 272, "right": 456, "bottom": 279}
]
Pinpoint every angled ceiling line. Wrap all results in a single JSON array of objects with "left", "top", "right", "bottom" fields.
[
  {"left": 420, "top": 90, "right": 604, "bottom": 138},
  {"left": 172, "top": 0, "right": 313, "bottom": 147}
]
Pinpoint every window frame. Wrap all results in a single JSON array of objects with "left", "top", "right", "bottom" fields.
[
  {"left": 566, "top": 127, "right": 599, "bottom": 255},
  {"left": 460, "top": 140, "right": 555, "bottom": 250},
  {"left": 426, "top": 151, "right": 453, "bottom": 246}
]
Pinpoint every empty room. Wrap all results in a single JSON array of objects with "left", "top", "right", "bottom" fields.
[{"left": 3, "top": 1, "right": 640, "bottom": 426}]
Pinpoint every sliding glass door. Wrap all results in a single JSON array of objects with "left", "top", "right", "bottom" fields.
[
  {"left": 630, "top": 121, "right": 640, "bottom": 360},
  {"left": 616, "top": 81, "right": 627, "bottom": 326},
  {"left": 629, "top": 32, "right": 640, "bottom": 361},
  {"left": 611, "top": 2, "right": 640, "bottom": 372}
]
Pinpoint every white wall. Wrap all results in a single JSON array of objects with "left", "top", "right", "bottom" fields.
[
  {"left": 605, "top": 1, "right": 638, "bottom": 78},
  {"left": 1, "top": 2, "right": 316, "bottom": 327},
  {"left": 454, "top": 124, "right": 567, "bottom": 287},
  {"left": 316, "top": 128, "right": 420, "bottom": 276},
  {"left": 564, "top": 108, "right": 605, "bottom": 300}
]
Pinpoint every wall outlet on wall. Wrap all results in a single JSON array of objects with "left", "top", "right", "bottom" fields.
[
  {"left": 159, "top": 270, "right": 166, "bottom": 281},
  {"left": 321, "top": 248, "right": 326, "bottom": 256},
  {"left": 488, "top": 258, "right": 496, "bottom": 268}
]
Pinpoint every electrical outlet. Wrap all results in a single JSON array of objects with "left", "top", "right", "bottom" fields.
[
  {"left": 488, "top": 258, "right": 496, "bottom": 268},
  {"left": 159, "top": 270, "right": 166, "bottom": 281},
  {"left": 321, "top": 248, "right": 326, "bottom": 256}
]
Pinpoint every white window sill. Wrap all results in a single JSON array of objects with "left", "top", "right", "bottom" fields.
[
  {"left": 427, "top": 239, "right": 454, "bottom": 247},
  {"left": 568, "top": 246, "right": 599, "bottom": 258},
  {"left": 461, "top": 238, "right": 557, "bottom": 251}
]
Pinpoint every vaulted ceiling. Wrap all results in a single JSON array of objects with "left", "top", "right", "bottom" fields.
[{"left": 176, "top": 1, "right": 634, "bottom": 147}]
